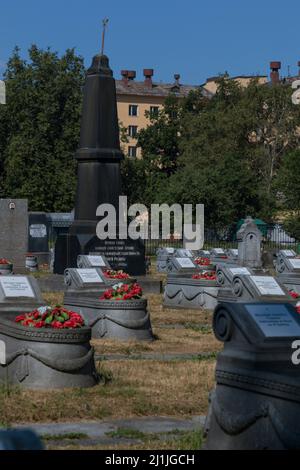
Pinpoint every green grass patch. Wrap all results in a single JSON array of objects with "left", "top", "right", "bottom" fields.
[
  {"left": 106, "top": 427, "right": 147, "bottom": 440},
  {"left": 42, "top": 432, "right": 88, "bottom": 441}
]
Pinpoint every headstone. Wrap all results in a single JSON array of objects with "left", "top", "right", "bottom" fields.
[
  {"left": 63, "top": 269, "right": 153, "bottom": 342},
  {"left": 205, "top": 301, "right": 300, "bottom": 449},
  {"left": 0, "top": 199, "right": 28, "bottom": 272},
  {"left": 198, "top": 250, "right": 211, "bottom": 258},
  {"left": 28, "top": 212, "right": 50, "bottom": 265},
  {"left": 54, "top": 51, "right": 145, "bottom": 275},
  {"left": 64, "top": 268, "right": 105, "bottom": 299},
  {"left": 89, "top": 239, "right": 146, "bottom": 276},
  {"left": 222, "top": 274, "right": 291, "bottom": 303},
  {"left": 237, "top": 216, "right": 262, "bottom": 269},
  {"left": 166, "top": 256, "right": 198, "bottom": 276},
  {"left": 156, "top": 247, "right": 175, "bottom": 273},
  {"left": 77, "top": 254, "right": 111, "bottom": 269},
  {"left": 216, "top": 265, "right": 253, "bottom": 288},
  {"left": 163, "top": 275, "right": 218, "bottom": 310},
  {"left": 0, "top": 275, "right": 44, "bottom": 313},
  {"left": 226, "top": 248, "right": 239, "bottom": 261},
  {"left": 174, "top": 248, "right": 194, "bottom": 258},
  {"left": 275, "top": 251, "right": 300, "bottom": 295}
]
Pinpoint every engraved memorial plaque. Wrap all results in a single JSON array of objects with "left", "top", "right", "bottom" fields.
[
  {"left": 0, "top": 277, "right": 35, "bottom": 298},
  {"left": 246, "top": 304, "right": 300, "bottom": 338},
  {"left": 250, "top": 276, "right": 285, "bottom": 296},
  {"left": 77, "top": 269, "right": 103, "bottom": 284}
]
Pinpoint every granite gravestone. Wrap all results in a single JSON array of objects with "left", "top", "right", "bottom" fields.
[
  {"left": 63, "top": 269, "right": 153, "bottom": 341},
  {"left": 28, "top": 212, "right": 50, "bottom": 266},
  {"left": 226, "top": 248, "right": 239, "bottom": 261},
  {"left": 225, "top": 274, "right": 291, "bottom": 303},
  {"left": 54, "top": 49, "right": 145, "bottom": 275},
  {"left": 163, "top": 275, "right": 218, "bottom": 310},
  {"left": 77, "top": 254, "right": 111, "bottom": 270},
  {"left": 0, "top": 199, "right": 28, "bottom": 272},
  {"left": 237, "top": 217, "right": 262, "bottom": 269},
  {"left": 275, "top": 253, "right": 300, "bottom": 295},
  {"left": 174, "top": 248, "right": 194, "bottom": 258},
  {"left": 205, "top": 301, "right": 300, "bottom": 449},
  {"left": 216, "top": 265, "right": 253, "bottom": 288},
  {"left": 156, "top": 247, "right": 175, "bottom": 273},
  {"left": 166, "top": 257, "right": 198, "bottom": 276},
  {"left": 0, "top": 275, "right": 44, "bottom": 314}
]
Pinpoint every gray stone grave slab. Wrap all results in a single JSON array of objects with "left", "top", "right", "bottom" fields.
[
  {"left": 275, "top": 253, "right": 300, "bottom": 295},
  {"left": 63, "top": 268, "right": 152, "bottom": 341},
  {"left": 77, "top": 254, "right": 111, "bottom": 270},
  {"left": 226, "top": 248, "right": 239, "bottom": 261},
  {"left": 216, "top": 265, "right": 253, "bottom": 288},
  {"left": 156, "top": 247, "right": 175, "bottom": 273},
  {"left": 0, "top": 199, "right": 28, "bottom": 272},
  {"left": 0, "top": 275, "right": 44, "bottom": 314},
  {"left": 166, "top": 257, "right": 198, "bottom": 276},
  {"left": 210, "top": 248, "right": 231, "bottom": 265},
  {"left": 163, "top": 276, "right": 218, "bottom": 310},
  {"left": 198, "top": 250, "right": 211, "bottom": 258},
  {"left": 64, "top": 268, "right": 106, "bottom": 301},
  {"left": 237, "top": 217, "right": 262, "bottom": 269},
  {"left": 205, "top": 301, "right": 300, "bottom": 449},
  {"left": 221, "top": 274, "right": 292, "bottom": 303},
  {"left": 174, "top": 248, "right": 194, "bottom": 258}
]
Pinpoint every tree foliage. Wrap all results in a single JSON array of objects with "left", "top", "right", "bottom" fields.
[{"left": 0, "top": 45, "right": 84, "bottom": 211}]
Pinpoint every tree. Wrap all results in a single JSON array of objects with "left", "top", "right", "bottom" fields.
[
  {"left": 275, "top": 149, "right": 300, "bottom": 240},
  {"left": 0, "top": 45, "right": 85, "bottom": 211}
]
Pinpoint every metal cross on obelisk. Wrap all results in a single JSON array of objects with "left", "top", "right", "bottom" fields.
[{"left": 101, "top": 18, "right": 109, "bottom": 56}]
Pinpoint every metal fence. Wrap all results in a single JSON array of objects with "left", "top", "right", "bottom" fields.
[
  {"left": 46, "top": 215, "right": 299, "bottom": 256},
  {"left": 144, "top": 224, "right": 299, "bottom": 256}
]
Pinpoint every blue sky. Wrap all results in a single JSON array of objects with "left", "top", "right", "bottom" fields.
[{"left": 0, "top": 0, "right": 300, "bottom": 84}]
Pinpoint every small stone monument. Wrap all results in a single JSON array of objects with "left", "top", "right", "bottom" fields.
[
  {"left": 0, "top": 199, "right": 28, "bottom": 272},
  {"left": 205, "top": 301, "right": 300, "bottom": 449},
  {"left": 0, "top": 275, "right": 44, "bottom": 314},
  {"left": 166, "top": 257, "right": 198, "bottom": 276},
  {"left": 156, "top": 247, "right": 175, "bottom": 273},
  {"left": 237, "top": 217, "right": 262, "bottom": 269},
  {"left": 275, "top": 251, "right": 300, "bottom": 295},
  {"left": 219, "top": 274, "right": 291, "bottom": 303},
  {"left": 28, "top": 212, "right": 50, "bottom": 265},
  {"left": 77, "top": 254, "right": 111, "bottom": 270}
]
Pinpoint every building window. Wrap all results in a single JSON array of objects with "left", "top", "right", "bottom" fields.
[
  {"left": 128, "top": 125, "right": 138, "bottom": 138},
  {"left": 150, "top": 106, "right": 159, "bottom": 117},
  {"left": 128, "top": 146, "right": 137, "bottom": 158},
  {"left": 129, "top": 105, "right": 138, "bottom": 116}
]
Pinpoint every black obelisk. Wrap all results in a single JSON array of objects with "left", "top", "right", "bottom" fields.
[
  {"left": 54, "top": 52, "right": 124, "bottom": 273},
  {"left": 54, "top": 49, "right": 146, "bottom": 275}
]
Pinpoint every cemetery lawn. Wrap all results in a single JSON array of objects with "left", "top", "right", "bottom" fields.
[{"left": 0, "top": 290, "right": 217, "bottom": 449}]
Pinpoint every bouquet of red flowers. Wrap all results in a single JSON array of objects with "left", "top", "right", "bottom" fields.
[
  {"left": 289, "top": 290, "right": 300, "bottom": 299},
  {"left": 100, "top": 282, "right": 143, "bottom": 301},
  {"left": 194, "top": 257, "right": 210, "bottom": 266},
  {"left": 192, "top": 271, "right": 216, "bottom": 281},
  {"left": 15, "top": 306, "right": 85, "bottom": 329},
  {"left": 0, "top": 258, "right": 11, "bottom": 265},
  {"left": 103, "top": 269, "right": 130, "bottom": 280}
]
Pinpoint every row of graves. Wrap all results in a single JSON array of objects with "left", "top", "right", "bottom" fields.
[
  {"left": 161, "top": 218, "right": 300, "bottom": 311},
  {"left": 159, "top": 218, "right": 300, "bottom": 448},
  {"left": 0, "top": 253, "right": 153, "bottom": 390}
]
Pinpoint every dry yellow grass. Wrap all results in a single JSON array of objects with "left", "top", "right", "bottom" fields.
[
  {"left": 148, "top": 293, "right": 213, "bottom": 326},
  {"left": 0, "top": 360, "right": 215, "bottom": 425},
  {"left": 92, "top": 328, "right": 220, "bottom": 356}
]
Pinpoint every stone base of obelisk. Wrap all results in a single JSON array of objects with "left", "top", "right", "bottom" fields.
[{"left": 54, "top": 221, "right": 146, "bottom": 276}]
